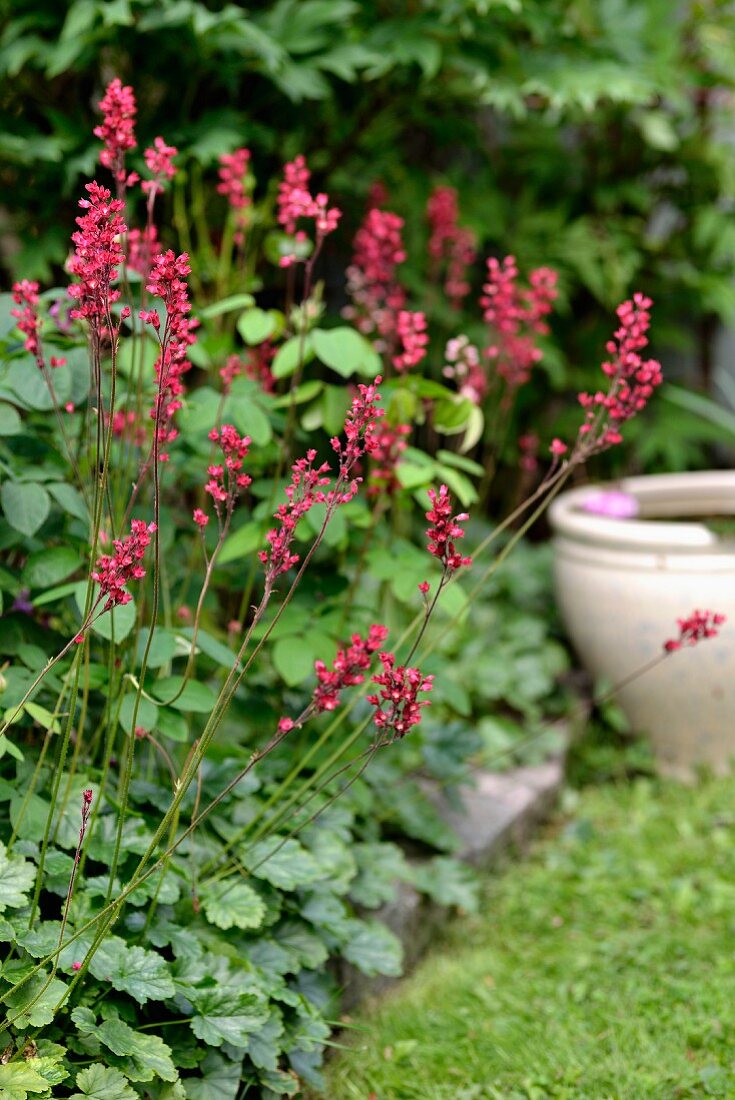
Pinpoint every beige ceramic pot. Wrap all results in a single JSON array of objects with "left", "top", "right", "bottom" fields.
[{"left": 548, "top": 470, "right": 735, "bottom": 778}]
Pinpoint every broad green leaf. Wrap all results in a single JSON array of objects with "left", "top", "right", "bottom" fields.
[
  {"left": 179, "top": 627, "right": 237, "bottom": 669},
  {"left": 22, "top": 546, "right": 80, "bottom": 588},
  {"left": 217, "top": 521, "right": 264, "bottom": 566},
  {"left": 199, "top": 293, "right": 255, "bottom": 319},
  {"left": 151, "top": 677, "right": 217, "bottom": 713},
  {"left": 411, "top": 856, "right": 480, "bottom": 913},
  {"left": 92, "top": 1018, "right": 178, "bottom": 1083},
  {"left": 23, "top": 703, "right": 60, "bottom": 733},
  {"left": 0, "top": 1062, "right": 51, "bottom": 1099},
  {"left": 183, "top": 1052, "right": 239, "bottom": 1100},
  {"left": 70, "top": 1064, "right": 137, "bottom": 1100},
  {"left": 136, "top": 628, "right": 178, "bottom": 669},
  {"left": 271, "top": 334, "right": 314, "bottom": 379},
  {"left": 225, "top": 391, "right": 272, "bottom": 445},
  {"left": 90, "top": 938, "right": 175, "bottom": 1004},
  {"left": 271, "top": 379, "right": 323, "bottom": 408},
  {"left": 311, "top": 326, "right": 380, "bottom": 378},
  {"left": 1, "top": 481, "right": 50, "bottom": 536},
  {"left": 74, "top": 583, "right": 137, "bottom": 643},
  {"left": 236, "top": 307, "right": 277, "bottom": 345},
  {"left": 118, "top": 693, "right": 159, "bottom": 736},
  {"left": 341, "top": 918, "right": 403, "bottom": 976},
  {"left": 0, "top": 401, "right": 22, "bottom": 435},
  {"left": 435, "top": 449, "right": 484, "bottom": 476},
  {"left": 245, "top": 838, "right": 322, "bottom": 890},
  {"left": 156, "top": 708, "right": 189, "bottom": 742},
  {"left": 0, "top": 839, "right": 35, "bottom": 909},
  {"left": 350, "top": 841, "right": 409, "bottom": 908},
  {"left": 271, "top": 635, "right": 314, "bottom": 686},
  {"left": 5, "top": 972, "right": 68, "bottom": 1027},
  {"left": 7, "top": 358, "right": 71, "bottom": 410},
  {"left": 189, "top": 987, "right": 268, "bottom": 1047},
  {"left": 433, "top": 395, "right": 475, "bottom": 433},
  {"left": 47, "top": 483, "right": 88, "bottom": 522},
  {"left": 201, "top": 879, "right": 266, "bottom": 931}
]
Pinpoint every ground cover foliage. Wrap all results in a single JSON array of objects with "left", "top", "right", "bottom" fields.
[{"left": 323, "top": 774, "right": 735, "bottom": 1099}]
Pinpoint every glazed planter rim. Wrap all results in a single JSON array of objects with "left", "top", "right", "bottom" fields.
[{"left": 548, "top": 470, "right": 735, "bottom": 554}]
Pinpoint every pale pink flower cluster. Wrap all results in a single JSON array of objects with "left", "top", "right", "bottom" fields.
[
  {"left": 442, "top": 335, "right": 486, "bottom": 404},
  {"left": 276, "top": 155, "right": 341, "bottom": 267}
]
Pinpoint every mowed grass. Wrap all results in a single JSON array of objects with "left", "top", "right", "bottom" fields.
[{"left": 322, "top": 776, "right": 735, "bottom": 1099}]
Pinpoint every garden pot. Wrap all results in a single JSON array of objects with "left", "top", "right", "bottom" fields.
[{"left": 548, "top": 470, "right": 735, "bottom": 778}]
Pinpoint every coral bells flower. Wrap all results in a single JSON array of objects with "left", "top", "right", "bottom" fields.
[
  {"left": 126, "top": 225, "right": 161, "bottom": 276},
  {"left": 11, "top": 280, "right": 43, "bottom": 368},
  {"left": 218, "top": 148, "right": 252, "bottom": 244},
  {"left": 193, "top": 508, "right": 209, "bottom": 528},
  {"left": 426, "top": 485, "right": 472, "bottom": 573},
  {"left": 142, "top": 136, "right": 178, "bottom": 197},
  {"left": 220, "top": 343, "right": 277, "bottom": 395},
  {"left": 367, "top": 652, "right": 434, "bottom": 739},
  {"left": 143, "top": 250, "right": 198, "bottom": 460},
  {"left": 481, "top": 256, "right": 558, "bottom": 391},
  {"left": 201, "top": 424, "right": 252, "bottom": 525},
  {"left": 368, "top": 421, "right": 411, "bottom": 496},
  {"left": 92, "top": 519, "right": 155, "bottom": 611},
  {"left": 94, "top": 78, "right": 137, "bottom": 186},
  {"left": 443, "top": 335, "right": 486, "bottom": 404},
  {"left": 311, "top": 624, "right": 389, "bottom": 713},
  {"left": 68, "top": 182, "right": 127, "bottom": 327},
  {"left": 330, "top": 376, "right": 384, "bottom": 496},
  {"left": 664, "top": 610, "right": 726, "bottom": 652},
  {"left": 260, "top": 450, "right": 332, "bottom": 582},
  {"left": 276, "top": 155, "right": 341, "bottom": 267},
  {"left": 344, "top": 208, "right": 407, "bottom": 343},
  {"left": 393, "top": 311, "right": 429, "bottom": 373},
  {"left": 426, "top": 185, "right": 477, "bottom": 308},
  {"left": 566, "top": 293, "right": 663, "bottom": 457}
]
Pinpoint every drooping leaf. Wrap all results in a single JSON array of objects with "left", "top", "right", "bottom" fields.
[
  {"left": 311, "top": 326, "right": 380, "bottom": 378},
  {"left": 1, "top": 481, "right": 50, "bottom": 536},
  {"left": 70, "top": 1064, "right": 138, "bottom": 1100},
  {"left": 22, "top": 546, "right": 80, "bottom": 588},
  {"left": 200, "top": 880, "right": 266, "bottom": 931},
  {"left": 0, "top": 839, "right": 36, "bottom": 910},
  {"left": 90, "top": 1018, "right": 178, "bottom": 1083}
]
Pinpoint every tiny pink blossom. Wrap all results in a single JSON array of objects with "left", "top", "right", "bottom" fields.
[
  {"left": 664, "top": 610, "right": 726, "bottom": 652},
  {"left": 425, "top": 485, "right": 472, "bottom": 573}
]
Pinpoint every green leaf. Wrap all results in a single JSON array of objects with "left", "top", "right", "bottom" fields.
[
  {"left": 341, "top": 919, "right": 403, "bottom": 976},
  {"left": 311, "top": 326, "right": 380, "bottom": 378},
  {"left": 47, "top": 483, "right": 88, "bottom": 522},
  {"left": 151, "top": 677, "right": 217, "bottom": 713},
  {"left": 433, "top": 395, "right": 475, "bottom": 433},
  {"left": 70, "top": 1064, "right": 138, "bottom": 1100},
  {"left": 0, "top": 401, "right": 22, "bottom": 435},
  {"left": 22, "top": 546, "right": 80, "bottom": 588},
  {"left": 271, "top": 635, "right": 314, "bottom": 686},
  {"left": 179, "top": 627, "right": 238, "bottom": 669},
  {"left": 0, "top": 839, "right": 35, "bottom": 910},
  {"left": 0, "top": 1062, "right": 52, "bottom": 1099},
  {"left": 74, "top": 583, "right": 137, "bottom": 643},
  {"left": 199, "top": 293, "right": 255, "bottom": 319},
  {"left": 271, "top": 334, "right": 314, "bottom": 379},
  {"left": 189, "top": 987, "right": 268, "bottom": 1047},
  {"left": 156, "top": 708, "right": 189, "bottom": 742},
  {"left": 410, "top": 856, "right": 480, "bottom": 913},
  {"left": 236, "top": 307, "right": 277, "bottom": 344},
  {"left": 91, "top": 1018, "right": 178, "bottom": 1083},
  {"left": 90, "top": 938, "right": 175, "bottom": 1005},
  {"left": 183, "top": 1052, "right": 239, "bottom": 1100},
  {"left": 118, "top": 693, "right": 158, "bottom": 736},
  {"left": 7, "top": 358, "right": 71, "bottom": 410},
  {"left": 225, "top": 390, "right": 273, "bottom": 445},
  {"left": 5, "top": 973, "right": 68, "bottom": 1028},
  {"left": 200, "top": 880, "right": 266, "bottom": 931},
  {"left": 1, "top": 481, "right": 50, "bottom": 536},
  {"left": 217, "top": 521, "right": 264, "bottom": 566},
  {"left": 136, "top": 628, "right": 178, "bottom": 669},
  {"left": 245, "top": 838, "right": 322, "bottom": 890}
]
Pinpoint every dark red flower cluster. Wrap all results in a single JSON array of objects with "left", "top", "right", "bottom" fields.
[
  {"left": 196, "top": 424, "right": 252, "bottom": 528},
  {"left": 426, "top": 185, "right": 477, "bottom": 308},
  {"left": 518, "top": 432, "right": 540, "bottom": 472},
  {"left": 126, "top": 225, "right": 161, "bottom": 276},
  {"left": 94, "top": 78, "right": 137, "bottom": 186},
  {"left": 142, "top": 250, "right": 198, "bottom": 460},
  {"left": 142, "top": 136, "right": 178, "bottom": 197},
  {"left": 260, "top": 450, "right": 332, "bottom": 582},
  {"left": 426, "top": 485, "right": 472, "bottom": 573},
  {"left": 92, "top": 519, "right": 155, "bottom": 610},
  {"left": 368, "top": 652, "right": 434, "bottom": 739},
  {"left": 442, "top": 335, "right": 486, "bottom": 404},
  {"left": 107, "top": 409, "right": 146, "bottom": 446},
  {"left": 11, "top": 280, "right": 43, "bottom": 368},
  {"left": 480, "top": 256, "right": 558, "bottom": 390},
  {"left": 344, "top": 208, "right": 407, "bottom": 343},
  {"left": 311, "top": 624, "right": 389, "bottom": 713},
  {"left": 569, "top": 293, "right": 663, "bottom": 456},
  {"left": 220, "top": 343, "right": 277, "bottom": 395},
  {"left": 276, "top": 155, "right": 341, "bottom": 267},
  {"left": 368, "top": 421, "right": 411, "bottom": 496},
  {"left": 68, "top": 183, "right": 127, "bottom": 326},
  {"left": 393, "top": 310, "right": 429, "bottom": 373},
  {"left": 330, "top": 376, "right": 384, "bottom": 497},
  {"left": 664, "top": 610, "right": 726, "bottom": 652}
]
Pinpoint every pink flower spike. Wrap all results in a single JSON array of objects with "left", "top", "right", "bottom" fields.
[
  {"left": 426, "top": 185, "right": 477, "bottom": 308},
  {"left": 91, "top": 519, "right": 155, "bottom": 611},
  {"left": 142, "top": 136, "right": 178, "bottom": 196},
  {"left": 425, "top": 485, "right": 472, "bottom": 573},
  {"left": 67, "top": 182, "right": 127, "bottom": 330},
  {"left": 94, "top": 78, "right": 137, "bottom": 185},
  {"left": 663, "top": 610, "right": 726, "bottom": 653},
  {"left": 193, "top": 508, "right": 209, "bottom": 528},
  {"left": 344, "top": 207, "right": 407, "bottom": 343},
  {"left": 367, "top": 652, "right": 434, "bottom": 739},
  {"left": 393, "top": 310, "right": 429, "bottom": 373},
  {"left": 310, "top": 625, "right": 389, "bottom": 714}
]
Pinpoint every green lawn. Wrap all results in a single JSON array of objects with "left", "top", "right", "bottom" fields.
[{"left": 322, "top": 776, "right": 735, "bottom": 1099}]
